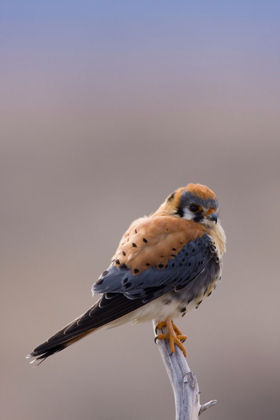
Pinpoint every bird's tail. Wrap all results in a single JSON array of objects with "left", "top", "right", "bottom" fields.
[
  {"left": 27, "top": 292, "right": 147, "bottom": 365},
  {"left": 26, "top": 329, "right": 96, "bottom": 366}
]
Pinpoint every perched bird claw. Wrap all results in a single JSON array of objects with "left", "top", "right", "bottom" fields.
[{"left": 155, "top": 317, "right": 188, "bottom": 357}]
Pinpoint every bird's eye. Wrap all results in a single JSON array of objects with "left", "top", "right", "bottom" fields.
[{"left": 189, "top": 204, "right": 200, "bottom": 213}]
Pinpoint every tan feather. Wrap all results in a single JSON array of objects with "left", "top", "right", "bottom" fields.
[{"left": 113, "top": 216, "right": 207, "bottom": 274}]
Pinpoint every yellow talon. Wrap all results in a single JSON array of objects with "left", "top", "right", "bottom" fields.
[{"left": 156, "top": 317, "right": 187, "bottom": 357}]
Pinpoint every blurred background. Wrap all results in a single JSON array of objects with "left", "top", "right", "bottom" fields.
[{"left": 1, "top": 1, "right": 280, "bottom": 419}]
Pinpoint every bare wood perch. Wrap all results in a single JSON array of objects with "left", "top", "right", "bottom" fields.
[{"left": 153, "top": 321, "right": 217, "bottom": 420}]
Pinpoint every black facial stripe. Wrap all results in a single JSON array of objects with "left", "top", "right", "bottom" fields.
[
  {"left": 193, "top": 213, "right": 204, "bottom": 223},
  {"left": 167, "top": 192, "right": 175, "bottom": 202},
  {"left": 175, "top": 207, "right": 184, "bottom": 217}
]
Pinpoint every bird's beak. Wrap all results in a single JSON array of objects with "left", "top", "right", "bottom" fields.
[{"left": 205, "top": 209, "right": 218, "bottom": 224}]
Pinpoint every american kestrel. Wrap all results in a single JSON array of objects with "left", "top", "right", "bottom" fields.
[{"left": 27, "top": 183, "right": 226, "bottom": 364}]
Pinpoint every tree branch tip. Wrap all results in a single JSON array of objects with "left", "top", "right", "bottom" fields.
[{"left": 199, "top": 400, "right": 218, "bottom": 415}]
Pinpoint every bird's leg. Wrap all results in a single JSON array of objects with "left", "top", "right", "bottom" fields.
[{"left": 155, "top": 317, "right": 187, "bottom": 357}]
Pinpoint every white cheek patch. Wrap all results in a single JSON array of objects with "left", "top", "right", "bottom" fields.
[{"left": 182, "top": 209, "right": 194, "bottom": 220}]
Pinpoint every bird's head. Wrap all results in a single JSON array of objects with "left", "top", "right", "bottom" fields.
[{"left": 159, "top": 183, "right": 220, "bottom": 227}]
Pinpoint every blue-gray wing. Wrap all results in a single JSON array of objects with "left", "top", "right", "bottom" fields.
[{"left": 92, "top": 234, "right": 217, "bottom": 303}]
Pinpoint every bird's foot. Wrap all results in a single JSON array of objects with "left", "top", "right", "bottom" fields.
[{"left": 155, "top": 317, "right": 187, "bottom": 357}]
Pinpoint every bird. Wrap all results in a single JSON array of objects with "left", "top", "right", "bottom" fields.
[{"left": 27, "top": 183, "right": 226, "bottom": 365}]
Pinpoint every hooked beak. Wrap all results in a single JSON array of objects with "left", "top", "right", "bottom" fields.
[{"left": 205, "top": 210, "right": 218, "bottom": 224}]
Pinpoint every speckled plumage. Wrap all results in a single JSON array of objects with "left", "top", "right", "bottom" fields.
[
  {"left": 28, "top": 183, "right": 226, "bottom": 364},
  {"left": 112, "top": 217, "right": 207, "bottom": 274}
]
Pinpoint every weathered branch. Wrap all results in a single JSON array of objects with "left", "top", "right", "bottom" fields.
[{"left": 153, "top": 321, "right": 217, "bottom": 419}]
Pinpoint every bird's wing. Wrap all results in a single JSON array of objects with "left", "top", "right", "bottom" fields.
[
  {"left": 111, "top": 215, "right": 208, "bottom": 274},
  {"left": 93, "top": 237, "right": 216, "bottom": 300}
]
